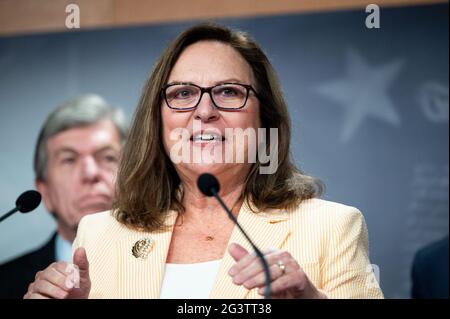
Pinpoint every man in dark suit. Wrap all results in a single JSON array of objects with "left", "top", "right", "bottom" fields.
[
  {"left": 411, "top": 236, "right": 449, "bottom": 299},
  {"left": 0, "top": 94, "right": 127, "bottom": 298}
]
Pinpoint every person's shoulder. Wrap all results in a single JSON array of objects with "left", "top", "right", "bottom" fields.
[
  {"left": 0, "top": 234, "right": 56, "bottom": 298},
  {"left": 415, "top": 236, "right": 449, "bottom": 264},
  {"left": 76, "top": 210, "right": 124, "bottom": 242},
  {"left": 79, "top": 210, "right": 117, "bottom": 227},
  {"left": 422, "top": 236, "right": 448, "bottom": 255},
  {"left": 295, "top": 198, "right": 363, "bottom": 220},
  {"left": 290, "top": 198, "right": 370, "bottom": 250},
  {"left": 0, "top": 249, "right": 40, "bottom": 273},
  {"left": 288, "top": 198, "right": 367, "bottom": 237},
  {"left": 0, "top": 233, "right": 55, "bottom": 270}
]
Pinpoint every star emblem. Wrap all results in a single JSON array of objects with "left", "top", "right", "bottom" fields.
[{"left": 316, "top": 48, "right": 404, "bottom": 142}]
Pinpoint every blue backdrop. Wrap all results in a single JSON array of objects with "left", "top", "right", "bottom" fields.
[{"left": 0, "top": 4, "right": 448, "bottom": 298}]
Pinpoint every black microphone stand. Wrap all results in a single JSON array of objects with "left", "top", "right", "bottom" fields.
[
  {"left": 210, "top": 188, "right": 272, "bottom": 299},
  {"left": 0, "top": 207, "right": 19, "bottom": 223}
]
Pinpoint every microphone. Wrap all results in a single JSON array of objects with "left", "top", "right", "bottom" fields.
[
  {"left": 0, "top": 190, "right": 41, "bottom": 223},
  {"left": 197, "top": 173, "right": 272, "bottom": 299}
]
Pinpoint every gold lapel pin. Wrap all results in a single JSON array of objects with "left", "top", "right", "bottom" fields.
[{"left": 132, "top": 237, "right": 154, "bottom": 259}]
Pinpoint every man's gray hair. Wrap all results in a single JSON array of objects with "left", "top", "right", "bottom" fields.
[{"left": 34, "top": 94, "right": 128, "bottom": 181}]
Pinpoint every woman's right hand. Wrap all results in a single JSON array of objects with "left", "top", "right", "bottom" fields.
[{"left": 24, "top": 247, "right": 91, "bottom": 299}]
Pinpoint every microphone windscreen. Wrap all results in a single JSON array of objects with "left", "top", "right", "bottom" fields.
[
  {"left": 16, "top": 190, "right": 41, "bottom": 213},
  {"left": 197, "top": 173, "right": 220, "bottom": 197}
]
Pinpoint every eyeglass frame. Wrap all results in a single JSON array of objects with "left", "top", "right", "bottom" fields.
[{"left": 161, "top": 82, "right": 260, "bottom": 111}]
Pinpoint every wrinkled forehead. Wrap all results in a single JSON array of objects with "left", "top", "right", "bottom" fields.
[
  {"left": 46, "top": 120, "right": 122, "bottom": 157},
  {"left": 168, "top": 40, "right": 255, "bottom": 86}
]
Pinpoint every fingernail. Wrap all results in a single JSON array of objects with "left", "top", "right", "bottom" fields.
[{"left": 229, "top": 267, "right": 237, "bottom": 276}]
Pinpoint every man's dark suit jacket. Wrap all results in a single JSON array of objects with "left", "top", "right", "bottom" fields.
[
  {"left": 0, "top": 233, "right": 57, "bottom": 299},
  {"left": 412, "top": 236, "right": 449, "bottom": 299}
]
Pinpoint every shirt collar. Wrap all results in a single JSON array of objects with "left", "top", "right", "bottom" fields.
[{"left": 55, "top": 233, "right": 72, "bottom": 262}]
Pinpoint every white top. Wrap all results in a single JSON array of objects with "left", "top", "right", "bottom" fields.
[{"left": 159, "top": 259, "right": 222, "bottom": 299}]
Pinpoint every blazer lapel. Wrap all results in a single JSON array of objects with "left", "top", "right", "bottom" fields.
[
  {"left": 209, "top": 202, "right": 291, "bottom": 299},
  {"left": 116, "top": 211, "right": 178, "bottom": 298}
]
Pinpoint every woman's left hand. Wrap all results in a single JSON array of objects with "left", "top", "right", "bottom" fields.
[{"left": 228, "top": 243, "right": 327, "bottom": 299}]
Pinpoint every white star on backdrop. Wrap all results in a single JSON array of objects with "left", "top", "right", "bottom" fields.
[{"left": 316, "top": 48, "right": 404, "bottom": 142}]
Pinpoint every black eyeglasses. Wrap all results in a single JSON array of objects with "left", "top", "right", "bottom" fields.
[{"left": 161, "top": 82, "right": 259, "bottom": 110}]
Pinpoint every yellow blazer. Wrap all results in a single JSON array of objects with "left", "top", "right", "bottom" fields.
[{"left": 72, "top": 198, "right": 384, "bottom": 299}]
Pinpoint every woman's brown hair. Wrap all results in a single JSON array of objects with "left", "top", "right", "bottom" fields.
[{"left": 113, "top": 23, "right": 323, "bottom": 231}]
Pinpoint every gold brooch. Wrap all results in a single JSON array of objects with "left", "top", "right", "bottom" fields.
[{"left": 132, "top": 238, "right": 154, "bottom": 259}]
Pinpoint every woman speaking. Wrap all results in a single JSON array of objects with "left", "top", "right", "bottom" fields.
[{"left": 25, "top": 23, "right": 383, "bottom": 299}]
